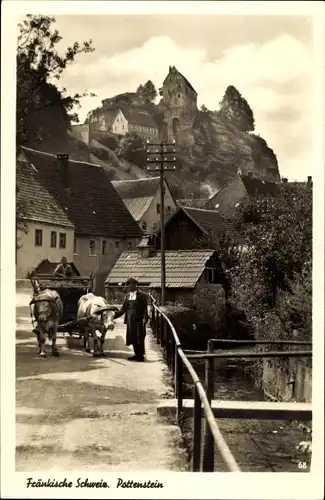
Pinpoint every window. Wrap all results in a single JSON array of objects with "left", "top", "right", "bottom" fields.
[
  {"left": 89, "top": 239, "right": 96, "bottom": 256},
  {"left": 59, "top": 233, "right": 66, "bottom": 249},
  {"left": 50, "top": 231, "right": 57, "bottom": 248},
  {"left": 127, "top": 241, "right": 133, "bottom": 250},
  {"left": 35, "top": 229, "right": 43, "bottom": 247},
  {"left": 115, "top": 241, "right": 120, "bottom": 249},
  {"left": 177, "top": 93, "right": 181, "bottom": 98},
  {"left": 102, "top": 239, "right": 107, "bottom": 255},
  {"left": 157, "top": 203, "right": 161, "bottom": 214},
  {"left": 73, "top": 238, "right": 78, "bottom": 255},
  {"left": 167, "top": 205, "right": 171, "bottom": 212},
  {"left": 142, "top": 221, "right": 147, "bottom": 230}
]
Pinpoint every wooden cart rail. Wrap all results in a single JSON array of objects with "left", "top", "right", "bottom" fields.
[{"left": 149, "top": 294, "right": 312, "bottom": 473}]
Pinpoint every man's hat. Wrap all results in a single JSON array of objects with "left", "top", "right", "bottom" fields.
[{"left": 124, "top": 277, "right": 139, "bottom": 286}]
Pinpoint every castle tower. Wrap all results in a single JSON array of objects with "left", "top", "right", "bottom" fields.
[{"left": 159, "top": 66, "right": 198, "bottom": 142}]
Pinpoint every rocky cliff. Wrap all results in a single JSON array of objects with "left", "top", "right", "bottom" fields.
[{"left": 82, "top": 84, "right": 280, "bottom": 199}]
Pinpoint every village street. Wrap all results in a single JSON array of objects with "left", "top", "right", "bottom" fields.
[
  {"left": 16, "top": 288, "right": 187, "bottom": 472},
  {"left": 16, "top": 287, "right": 311, "bottom": 473}
]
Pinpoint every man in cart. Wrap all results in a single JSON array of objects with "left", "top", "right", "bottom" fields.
[{"left": 54, "top": 257, "right": 73, "bottom": 278}]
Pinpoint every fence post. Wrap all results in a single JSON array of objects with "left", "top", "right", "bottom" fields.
[
  {"left": 175, "top": 350, "right": 183, "bottom": 423},
  {"left": 171, "top": 337, "right": 176, "bottom": 376},
  {"left": 157, "top": 312, "right": 161, "bottom": 344},
  {"left": 152, "top": 306, "right": 156, "bottom": 335},
  {"left": 160, "top": 315, "right": 165, "bottom": 347},
  {"left": 192, "top": 384, "right": 202, "bottom": 471},
  {"left": 203, "top": 339, "right": 215, "bottom": 472}
]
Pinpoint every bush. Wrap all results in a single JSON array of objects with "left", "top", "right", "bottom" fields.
[
  {"left": 276, "top": 261, "right": 312, "bottom": 341},
  {"left": 116, "top": 132, "right": 147, "bottom": 168},
  {"left": 98, "top": 134, "right": 119, "bottom": 151},
  {"left": 192, "top": 284, "right": 226, "bottom": 331},
  {"left": 227, "top": 182, "right": 312, "bottom": 342}
]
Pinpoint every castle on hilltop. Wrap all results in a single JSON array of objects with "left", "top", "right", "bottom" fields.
[
  {"left": 158, "top": 65, "right": 198, "bottom": 142},
  {"left": 82, "top": 66, "right": 198, "bottom": 144}
]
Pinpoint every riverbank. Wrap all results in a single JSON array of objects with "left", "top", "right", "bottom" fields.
[{"left": 178, "top": 358, "right": 311, "bottom": 472}]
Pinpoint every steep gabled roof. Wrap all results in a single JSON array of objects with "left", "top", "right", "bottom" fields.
[
  {"left": 152, "top": 205, "right": 244, "bottom": 244},
  {"left": 240, "top": 174, "right": 280, "bottom": 197},
  {"left": 112, "top": 177, "right": 160, "bottom": 199},
  {"left": 20, "top": 147, "right": 143, "bottom": 238},
  {"left": 16, "top": 159, "right": 74, "bottom": 228},
  {"left": 163, "top": 66, "right": 197, "bottom": 95},
  {"left": 122, "top": 197, "right": 153, "bottom": 222},
  {"left": 120, "top": 108, "right": 159, "bottom": 128},
  {"left": 105, "top": 249, "right": 215, "bottom": 288},
  {"left": 182, "top": 206, "right": 242, "bottom": 242},
  {"left": 112, "top": 177, "right": 161, "bottom": 221}
]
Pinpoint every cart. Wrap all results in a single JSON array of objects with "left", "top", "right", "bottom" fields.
[{"left": 29, "top": 272, "right": 95, "bottom": 336}]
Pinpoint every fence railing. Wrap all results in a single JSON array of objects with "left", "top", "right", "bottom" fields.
[{"left": 149, "top": 295, "right": 312, "bottom": 473}]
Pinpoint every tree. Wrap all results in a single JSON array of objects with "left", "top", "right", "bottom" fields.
[
  {"left": 228, "top": 181, "right": 312, "bottom": 340},
  {"left": 219, "top": 85, "right": 255, "bottom": 132},
  {"left": 136, "top": 80, "right": 157, "bottom": 104},
  {"left": 116, "top": 132, "right": 147, "bottom": 167},
  {"left": 17, "top": 15, "right": 95, "bottom": 147}
]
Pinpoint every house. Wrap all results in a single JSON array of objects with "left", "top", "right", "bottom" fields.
[
  {"left": 88, "top": 106, "right": 160, "bottom": 142},
  {"left": 116, "top": 108, "right": 160, "bottom": 142},
  {"left": 205, "top": 170, "right": 280, "bottom": 219},
  {"left": 112, "top": 177, "right": 177, "bottom": 232},
  {"left": 104, "top": 241, "right": 227, "bottom": 303},
  {"left": 17, "top": 147, "right": 143, "bottom": 291},
  {"left": 16, "top": 155, "right": 75, "bottom": 278},
  {"left": 151, "top": 205, "right": 244, "bottom": 251}
]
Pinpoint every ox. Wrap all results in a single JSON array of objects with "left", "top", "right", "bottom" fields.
[
  {"left": 77, "top": 293, "right": 118, "bottom": 357},
  {"left": 30, "top": 284, "right": 63, "bottom": 358}
]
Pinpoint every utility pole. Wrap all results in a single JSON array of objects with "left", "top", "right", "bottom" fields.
[{"left": 146, "top": 140, "right": 176, "bottom": 306}]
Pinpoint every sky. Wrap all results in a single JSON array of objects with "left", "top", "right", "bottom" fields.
[{"left": 50, "top": 14, "right": 313, "bottom": 181}]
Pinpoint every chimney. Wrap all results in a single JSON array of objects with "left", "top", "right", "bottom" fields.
[
  {"left": 137, "top": 235, "right": 155, "bottom": 259},
  {"left": 282, "top": 177, "right": 288, "bottom": 183},
  {"left": 57, "top": 153, "right": 69, "bottom": 187},
  {"left": 237, "top": 166, "right": 242, "bottom": 176},
  {"left": 307, "top": 176, "right": 312, "bottom": 186}
]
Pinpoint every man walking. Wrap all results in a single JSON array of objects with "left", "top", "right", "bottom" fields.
[{"left": 113, "top": 278, "right": 148, "bottom": 362}]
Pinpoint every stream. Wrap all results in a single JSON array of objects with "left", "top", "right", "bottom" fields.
[{"left": 181, "top": 356, "right": 312, "bottom": 472}]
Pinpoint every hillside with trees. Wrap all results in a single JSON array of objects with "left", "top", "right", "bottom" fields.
[
  {"left": 87, "top": 82, "right": 280, "bottom": 199},
  {"left": 16, "top": 15, "right": 280, "bottom": 202}
]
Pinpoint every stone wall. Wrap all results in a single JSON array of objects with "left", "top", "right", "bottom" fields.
[{"left": 255, "top": 357, "right": 312, "bottom": 403}]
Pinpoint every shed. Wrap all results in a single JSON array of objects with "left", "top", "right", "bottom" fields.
[{"left": 104, "top": 244, "right": 229, "bottom": 303}]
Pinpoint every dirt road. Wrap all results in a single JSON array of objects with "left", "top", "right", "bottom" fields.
[{"left": 16, "top": 291, "right": 187, "bottom": 472}]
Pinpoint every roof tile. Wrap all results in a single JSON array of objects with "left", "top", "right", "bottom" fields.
[
  {"left": 16, "top": 160, "right": 74, "bottom": 228},
  {"left": 105, "top": 249, "right": 215, "bottom": 288},
  {"left": 19, "top": 147, "right": 143, "bottom": 238}
]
